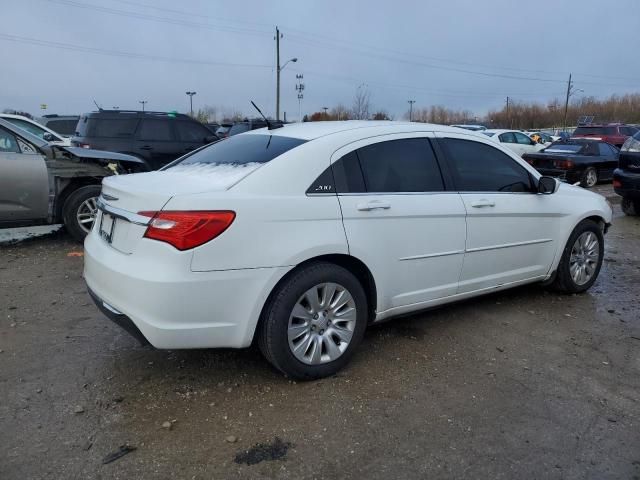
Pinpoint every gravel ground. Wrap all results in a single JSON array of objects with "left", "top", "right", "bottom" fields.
[{"left": 1, "top": 191, "right": 639, "bottom": 479}]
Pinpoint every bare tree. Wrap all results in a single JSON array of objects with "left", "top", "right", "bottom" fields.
[
  {"left": 330, "top": 104, "right": 351, "bottom": 120},
  {"left": 351, "top": 85, "right": 371, "bottom": 120}
]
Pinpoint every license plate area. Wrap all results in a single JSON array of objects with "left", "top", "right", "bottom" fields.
[{"left": 99, "top": 212, "right": 117, "bottom": 244}]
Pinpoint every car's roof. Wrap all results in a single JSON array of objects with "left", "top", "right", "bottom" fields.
[
  {"left": 0, "top": 113, "right": 38, "bottom": 122},
  {"left": 244, "top": 121, "right": 484, "bottom": 141}
]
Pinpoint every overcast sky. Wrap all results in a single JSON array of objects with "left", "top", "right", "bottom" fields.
[{"left": 2, "top": 0, "right": 639, "bottom": 120}]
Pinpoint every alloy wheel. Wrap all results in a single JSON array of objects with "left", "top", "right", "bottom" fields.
[
  {"left": 569, "top": 231, "right": 600, "bottom": 285},
  {"left": 287, "top": 282, "right": 357, "bottom": 365},
  {"left": 585, "top": 169, "right": 598, "bottom": 187},
  {"left": 76, "top": 196, "right": 98, "bottom": 234}
]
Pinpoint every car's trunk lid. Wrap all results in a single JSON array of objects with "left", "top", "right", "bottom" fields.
[{"left": 97, "top": 164, "right": 261, "bottom": 253}]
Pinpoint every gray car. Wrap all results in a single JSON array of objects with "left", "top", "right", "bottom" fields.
[{"left": 0, "top": 118, "right": 143, "bottom": 241}]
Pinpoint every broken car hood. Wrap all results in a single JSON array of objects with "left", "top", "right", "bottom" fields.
[{"left": 61, "top": 147, "right": 143, "bottom": 164}]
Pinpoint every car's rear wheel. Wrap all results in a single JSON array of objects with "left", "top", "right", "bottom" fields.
[
  {"left": 581, "top": 167, "right": 598, "bottom": 188},
  {"left": 62, "top": 185, "right": 102, "bottom": 242},
  {"left": 621, "top": 197, "right": 639, "bottom": 216},
  {"left": 258, "top": 262, "right": 368, "bottom": 380},
  {"left": 551, "top": 220, "right": 604, "bottom": 293}
]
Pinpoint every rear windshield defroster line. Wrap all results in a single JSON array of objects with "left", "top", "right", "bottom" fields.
[{"left": 172, "top": 134, "right": 307, "bottom": 166}]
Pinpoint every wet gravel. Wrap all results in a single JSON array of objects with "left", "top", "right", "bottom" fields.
[{"left": 1, "top": 198, "right": 639, "bottom": 479}]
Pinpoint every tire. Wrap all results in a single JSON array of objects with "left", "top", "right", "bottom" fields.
[
  {"left": 580, "top": 167, "right": 598, "bottom": 188},
  {"left": 551, "top": 220, "right": 604, "bottom": 294},
  {"left": 258, "top": 262, "right": 369, "bottom": 380},
  {"left": 62, "top": 185, "right": 102, "bottom": 242},
  {"left": 621, "top": 197, "right": 639, "bottom": 216}
]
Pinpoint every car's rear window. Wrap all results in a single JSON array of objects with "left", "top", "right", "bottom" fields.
[
  {"left": 171, "top": 134, "right": 306, "bottom": 166},
  {"left": 46, "top": 119, "right": 78, "bottom": 136},
  {"left": 78, "top": 117, "right": 139, "bottom": 137},
  {"left": 573, "top": 126, "right": 617, "bottom": 136}
]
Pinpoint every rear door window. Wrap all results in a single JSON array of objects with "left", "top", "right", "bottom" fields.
[
  {"left": 137, "top": 119, "right": 173, "bottom": 141},
  {"left": 440, "top": 138, "right": 533, "bottom": 193},
  {"left": 171, "top": 134, "right": 306, "bottom": 167},
  {"left": 331, "top": 138, "right": 444, "bottom": 193},
  {"left": 88, "top": 118, "right": 139, "bottom": 138}
]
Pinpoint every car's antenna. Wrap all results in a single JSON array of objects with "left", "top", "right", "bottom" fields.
[
  {"left": 93, "top": 99, "right": 103, "bottom": 112},
  {"left": 250, "top": 101, "right": 281, "bottom": 130}
]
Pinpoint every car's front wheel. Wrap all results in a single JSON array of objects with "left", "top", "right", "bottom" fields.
[
  {"left": 551, "top": 219, "right": 604, "bottom": 293},
  {"left": 62, "top": 185, "right": 102, "bottom": 242},
  {"left": 621, "top": 197, "right": 639, "bottom": 216},
  {"left": 258, "top": 262, "right": 368, "bottom": 380}
]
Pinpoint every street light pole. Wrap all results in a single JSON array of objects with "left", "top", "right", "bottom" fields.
[
  {"left": 185, "top": 91, "right": 196, "bottom": 116},
  {"left": 408, "top": 100, "right": 416, "bottom": 121},
  {"left": 139, "top": 100, "right": 147, "bottom": 112},
  {"left": 275, "top": 26, "right": 297, "bottom": 121}
]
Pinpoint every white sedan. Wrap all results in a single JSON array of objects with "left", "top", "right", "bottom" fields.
[
  {"left": 482, "top": 129, "right": 546, "bottom": 156},
  {"left": 0, "top": 113, "right": 71, "bottom": 146},
  {"left": 84, "top": 121, "right": 612, "bottom": 379}
]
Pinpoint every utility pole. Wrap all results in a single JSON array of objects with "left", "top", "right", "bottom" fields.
[
  {"left": 139, "top": 100, "right": 147, "bottom": 112},
  {"left": 276, "top": 26, "right": 281, "bottom": 121},
  {"left": 506, "top": 96, "right": 510, "bottom": 128},
  {"left": 408, "top": 100, "right": 416, "bottom": 121},
  {"left": 563, "top": 73, "right": 572, "bottom": 132},
  {"left": 295, "top": 74, "right": 304, "bottom": 122},
  {"left": 185, "top": 91, "right": 196, "bottom": 116}
]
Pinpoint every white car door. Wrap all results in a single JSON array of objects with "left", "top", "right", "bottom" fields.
[
  {"left": 497, "top": 132, "right": 524, "bottom": 156},
  {"left": 435, "top": 132, "right": 564, "bottom": 293},
  {"left": 332, "top": 133, "right": 467, "bottom": 315}
]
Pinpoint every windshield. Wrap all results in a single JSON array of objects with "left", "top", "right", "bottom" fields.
[{"left": 170, "top": 134, "right": 306, "bottom": 167}]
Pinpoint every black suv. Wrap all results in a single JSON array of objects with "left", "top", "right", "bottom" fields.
[
  {"left": 72, "top": 111, "right": 218, "bottom": 170},
  {"left": 613, "top": 129, "right": 640, "bottom": 215},
  {"left": 227, "top": 119, "right": 268, "bottom": 137},
  {"left": 40, "top": 115, "right": 80, "bottom": 137}
]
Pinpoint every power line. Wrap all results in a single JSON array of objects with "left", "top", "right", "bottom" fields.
[
  {"left": 102, "top": 0, "right": 640, "bottom": 84},
  {"left": 0, "top": 33, "right": 273, "bottom": 69},
  {"left": 41, "top": 0, "right": 640, "bottom": 87}
]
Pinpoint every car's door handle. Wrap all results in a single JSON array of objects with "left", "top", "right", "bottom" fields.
[
  {"left": 470, "top": 199, "right": 495, "bottom": 208},
  {"left": 357, "top": 201, "right": 391, "bottom": 211},
  {"left": 139, "top": 145, "right": 153, "bottom": 150}
]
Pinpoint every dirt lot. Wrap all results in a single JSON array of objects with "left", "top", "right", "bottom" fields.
[{"left": 1, "top": 197, "right": 639, "bottom": 479}]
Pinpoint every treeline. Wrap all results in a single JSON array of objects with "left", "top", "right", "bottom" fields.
[{"left": 486, "top": 93, "right": 640, "bottom": 129}]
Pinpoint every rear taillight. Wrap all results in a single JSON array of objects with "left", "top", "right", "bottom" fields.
[
  {"left": 138, "top": 211, "right": 235, "bottom": 250},
  {"left": 553, "top": 159, "right": 574, "bottom": 169},
  {"left": 613, "top": 179, "right": 622, "bottom": 188}
]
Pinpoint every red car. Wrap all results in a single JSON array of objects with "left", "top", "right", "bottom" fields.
[{"left": 572, "top": 124, "right": 638, "bottom": 147}]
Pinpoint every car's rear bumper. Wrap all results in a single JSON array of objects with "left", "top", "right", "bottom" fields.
[
  {"left": 613, "top": 168, "right": 640, "bottom": 199},
  {"left": 84, "top": 232, "right": 291, "bottom": 349}
]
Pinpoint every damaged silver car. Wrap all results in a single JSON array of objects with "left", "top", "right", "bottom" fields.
[{"left": 0, "top": 118, "right": 144, "bottom": 241}]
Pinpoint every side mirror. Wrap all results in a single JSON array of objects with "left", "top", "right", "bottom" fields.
[
  {"left": 538, "top": 176, "right": 558, "bottom": 194},
  {"left": 43, "top": 132, "right": 56, "bottom": 142}
]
